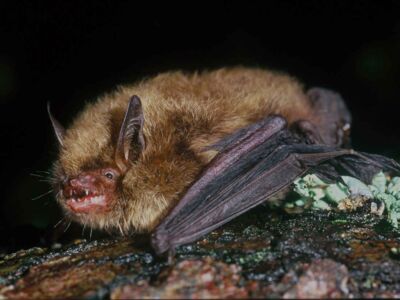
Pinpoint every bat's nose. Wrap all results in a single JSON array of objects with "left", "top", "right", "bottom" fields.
[{"left": 69, "top": 174, "right": 96, "bottom": 187}]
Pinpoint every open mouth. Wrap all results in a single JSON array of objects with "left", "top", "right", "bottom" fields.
[{"left": 65, "top": 188, "right": 108, "bottom": 213}]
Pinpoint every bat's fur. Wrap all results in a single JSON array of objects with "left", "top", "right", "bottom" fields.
[{"left": 53, "top": 67, "right": 319, "bottom": 234}]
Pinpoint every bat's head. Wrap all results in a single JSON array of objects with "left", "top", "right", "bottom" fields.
[{"left": 48, "top": 95, "right": 146, "bottom": 233}]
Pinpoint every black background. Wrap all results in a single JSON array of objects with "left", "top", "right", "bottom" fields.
[{"left": 1, "top": 1, "right": 399, "bottom": 251}]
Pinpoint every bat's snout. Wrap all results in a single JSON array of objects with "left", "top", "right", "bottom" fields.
[
  {"left": 69, "top": 174, "right": 96, "bottom": 188},
  {"left": 62, "top": 172, "right": 110, "bottom": 214}
]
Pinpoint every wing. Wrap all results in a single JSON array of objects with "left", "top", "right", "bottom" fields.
[
  {"left": 151, "top": 87, "right": 400, "bottom": 255},
  {"left": 151, "top": 113, "right": 400, "bottom": 255}
]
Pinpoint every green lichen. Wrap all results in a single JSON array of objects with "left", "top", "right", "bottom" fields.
[
  {"left": 368, "top": 172, "right": 400, "bottom": 228},
  {"left": 288, "top": 172, "right": 400, "bottom": 229}
]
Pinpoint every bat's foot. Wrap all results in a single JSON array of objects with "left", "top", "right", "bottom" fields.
[
  {"left": 167, "top": 249, "right": 176, "bottom": 265},
  {"left": 290, "top": 120, "right": 324, "bottom": 145},
  {"left": 151, "top": 228, "right": 171, "bottom": 256}
]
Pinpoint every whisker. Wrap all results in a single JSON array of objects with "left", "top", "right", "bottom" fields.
[
  {"left": 38, "top": 178, "right": 56, "bottom": 183},
  {"left": 30, "top": 173, "right": 58, "bottom": 186},
  {"left": 118, "top": 223, "right": 124, "bottom": 236},
  {"left": 37, "top": 170, "right": 51, "bottom": 174},
  {"left": 54, "top": 217, "right": 65, "bottom": 228},
  {"left": 121, "top": 194, "right": 129, "bottom": 229},
  {"left": 30, "top": 173, "right": 47, "bottom": 178},
  {"left": 90, "top": 228, "right": 93, "bottom": 240},
  {"left": 82, "top": 222, "right": 87, "bottom": 236},
  {"left": 31, "top": 189, "right": 53, "bottom": 201},
  {"left": 64, "top": 221, "right": 72, "bottom": 232},
  {"left": 38, "top": 179, "right": 51, "bottom": 183}
]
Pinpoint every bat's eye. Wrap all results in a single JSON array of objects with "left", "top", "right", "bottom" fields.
[
  {"left": 104, "top": 171, "right": 114, "bottom": 179},
  {"left": 102, "top": 168, "right": 120, "bottom": 180}
]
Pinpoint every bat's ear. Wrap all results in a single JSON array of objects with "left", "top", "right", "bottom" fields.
[
  {"left": 115, "top": 95, "right": 146, "bottom": 172},
  {"left": 47, "top": 102, "right": 65, "bottom": 147}
]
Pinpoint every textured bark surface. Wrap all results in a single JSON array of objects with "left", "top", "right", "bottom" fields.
[{"left": 1, "top": 207, "right": 400, "bottom": 299}]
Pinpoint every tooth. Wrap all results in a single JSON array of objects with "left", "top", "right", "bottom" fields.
[
  {"left": 92, "top": 196, "right": 101, "bottom": 204},
  {"left": 85, "top": 190, "right": 89, "bottom": 196}
]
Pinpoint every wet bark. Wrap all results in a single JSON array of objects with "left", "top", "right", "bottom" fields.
[{"left": 1, "top": 207, "right": 400, "bottom": 299}]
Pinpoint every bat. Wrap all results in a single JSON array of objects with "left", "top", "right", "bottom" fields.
[{"left": 48, "top": 67, "right": 400, "bottom": 256}]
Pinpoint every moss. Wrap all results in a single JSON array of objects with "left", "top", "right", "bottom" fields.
[{"left": 285, "top": 172, "right": 400, "bottom": 230}]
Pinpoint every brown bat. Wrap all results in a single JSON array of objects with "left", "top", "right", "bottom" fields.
[{"left": 48, "top": 67, "right": 400, "bottom": 255}]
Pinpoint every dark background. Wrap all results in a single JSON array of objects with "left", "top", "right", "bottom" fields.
[{"left": 1, "top": 1, "right": 399, "bottom": 252}]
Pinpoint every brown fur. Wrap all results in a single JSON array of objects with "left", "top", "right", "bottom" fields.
[{"left": 53, "top": 67, "right": 315, "bottom": 234}]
